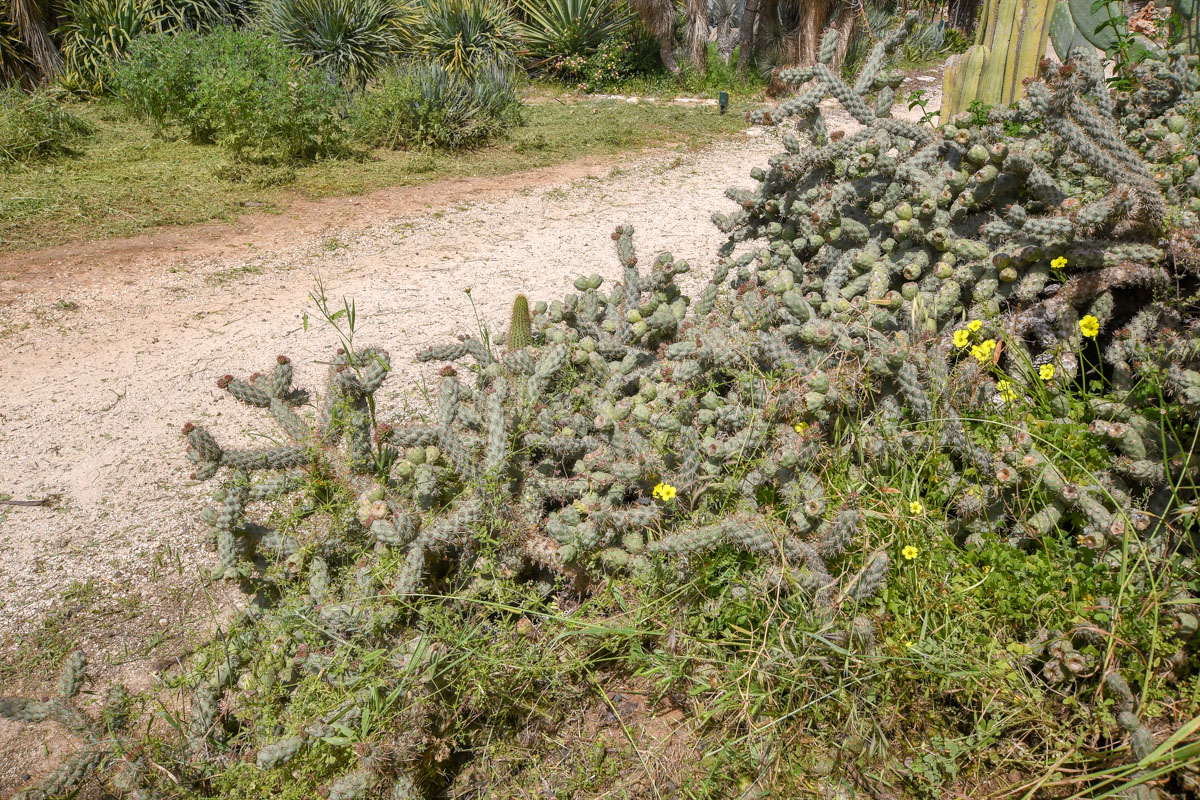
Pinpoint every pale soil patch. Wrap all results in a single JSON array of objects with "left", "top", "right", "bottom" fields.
[{"left": 0, "top": 75, "right": 937, "bottom": 792}]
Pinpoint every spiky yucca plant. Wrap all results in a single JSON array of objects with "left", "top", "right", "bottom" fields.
[
  {"left": 262, "top": 0, "right": 413, "bottom": 85},
  {"left": 517, "top": 0, "right": 633, "bottom": 62},
  {"left": 55, "top": 0, "right": 156, "bottom": 92},
  {"left": 352, "top": 60, "right": 519, "bottom": 149},
  {"left": 412, "top": 0, "right": 519, "bottom": 79}
]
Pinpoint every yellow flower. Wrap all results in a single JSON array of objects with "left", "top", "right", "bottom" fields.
[
  {"left": 967, "top": 320, "right": 983, "bottom": 333},
  {"left": 793, "top": 422, "right": 809, "bottom": 434},
  {"left": 953, "top": 329, "right": 970, "bottom": 348},
  {"left": 902, "top": 544, "right": 919, "bottom": 560},
  {"left": 1051, "top": 256, "right": 1068, "bottom": 270},
  {"left": 652, "top": 483, "right": 677, "bottom": 502},
  {"left": 996, "top": 379, "right": 1016, "bottom": 402},
  {"left": 904, "top": 640, "right": 916, "bottom": 648},
  {"left": 1079, "top": 315, "right": 1100, "bottom": 338},
  {"left": 971, "top": 339, "right": 997, "bottom": 364},
  {"left": 908, "top": 501, "right": 924, "bottom": 515},
  {"left": 1039, "top": 363, "right": 1055, "bottom": 381}
]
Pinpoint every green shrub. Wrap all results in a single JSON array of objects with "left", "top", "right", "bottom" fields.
[
  {"left": 112, "top": 27, "right": 350, "bottom": 163},
  {"left": 518, "top": 0, "right": 633, "bottom": 64},
  {"left": 114, "top": 29, "right": 213, "bottom": 140},
  {"left": 352, "top": 61, "right": 519, "bottom": 149},
  {"left": 261, "top": 0, "right": 413, "bottom": 85},
  {"left": 412, "top": 0, "right": 520, "bottom": 79},
  {"left": 0, "top": 86, "right": 94, "bottom": 165},
  {"left": 551, "top": 29, "right": 658, "bottom": 90}
]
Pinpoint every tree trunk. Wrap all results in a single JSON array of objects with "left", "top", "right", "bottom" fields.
[
  {"left": 753, "top": 0, "right": 779, "bottom": 60},
  {"left": 736, "top": 0, "right": 759, "bottom": 71},
  {"left": 717, "top": 21, "right": 737, "bottom": 63},
  {"left": 948, "top": 0, "right": 983, "bottom": 33},
  {"left": 659, "top": 36, "right": 679, "bottom": 73},
  {"left": 685, "top": 0, "right": 710, "bottom": 70},
  {"left": 632, "top": 0, "right": 680, "bottom": 74},
  {"left": 793, "top": 0, "right": 834, "bottom": 64}
]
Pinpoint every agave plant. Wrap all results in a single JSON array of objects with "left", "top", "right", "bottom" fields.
[
  {"left": 518, "top": 0, "right": 634, "bottom": 62},
  {"left": 413, "top": 0, "right": 520, "bottom": 79},
  {"left": 262, "top": 0, "right": 412, "bottom": 84},
  {"left": 56, "top": 0, "right": 157, "bottom": 93},
  {"left": 900, "top": 16, "right": 946, "bottom": 63}
]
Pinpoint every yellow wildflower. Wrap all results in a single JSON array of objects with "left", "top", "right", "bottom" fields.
[
  {"left": 953, "top": 329, "right": 970, "bottom": 348},
  {"left": 793, "top": 422, "right": 809, "bottom": 434},
  {"left": 996, "top": 379, "right": 1017, "bottom": 402},
  {"left": 908, "top": 501, "right": 924, "bottom": 515},
  {"left": 1079, "top": 315, "right": 1100, "bottom": 338},
  {"left": 1051, "top": 256, "right": 1068, "bottom": 270},
  {"left": 902, "top": 545, "right": 919, "bottom": 560},
  {"left": 652, "top": 483, "right": 677, "bottom": 502},
  {"left": 905, "top": 640, "right": 916, "bottom": 648},
  {"left": 1039, "top": 363, "right": 1055, "bottom": 381},
  {"left": 971, "top": 339, "right": 997, "bottom": 363},
  {"left": 967, "top": 320, "right": 983, "bottom": 333}
]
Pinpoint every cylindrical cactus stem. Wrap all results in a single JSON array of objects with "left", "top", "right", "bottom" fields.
[
  {"left": 186, "top": 686, "right": 220, "bottom": 760},
  {"left": 308, "top": 556, "right": 329, "bottom": 604},
  {"left": 218, "top": 374, "right": 274, "bottom": 408},
  {"left": 55, "top": 651, "right": 87, "bottom": 700},
  {"left": 16, "top": 745, "right": 105, "bottom": 800},
  {"left": 508, "top": 294, "right": 533, "bottom": 351},
  {"left": 257, "top": 736, "right": 307, "bottom": 770}
]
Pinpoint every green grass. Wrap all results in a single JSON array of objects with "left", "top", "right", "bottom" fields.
[{"left": 0, "top": 90, "right": 754, "bottom": 254}]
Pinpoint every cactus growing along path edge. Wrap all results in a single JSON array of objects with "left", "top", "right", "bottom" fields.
[
  {"left": 0, "top": 138, "right": 789, "bottom": 646},
  {"left": 0, "top": 83, "right": 948, "bottom": 791},
  {"left": 0, "top": 78, "right": 937, "bottom": 651}
]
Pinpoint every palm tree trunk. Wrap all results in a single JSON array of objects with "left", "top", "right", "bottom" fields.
[
  {"left": 631, "top": 0, "right": 680, "bottom": 74},
  {"left": 736, "top": 0, "right": 758, "bottom": 70},
  {"left": 754, "top": 0, "right": 778, "bottom": 59},
  {"left": 685, "top": 0, "right": 709, "bottom": 70}
]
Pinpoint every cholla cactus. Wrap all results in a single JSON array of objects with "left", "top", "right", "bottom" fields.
[
  {"left": 15, "top": 17, "right": 1194, "bottom": 799},
  {"left": 0, "top": 652, "right": 156, "bottom": 799}
]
